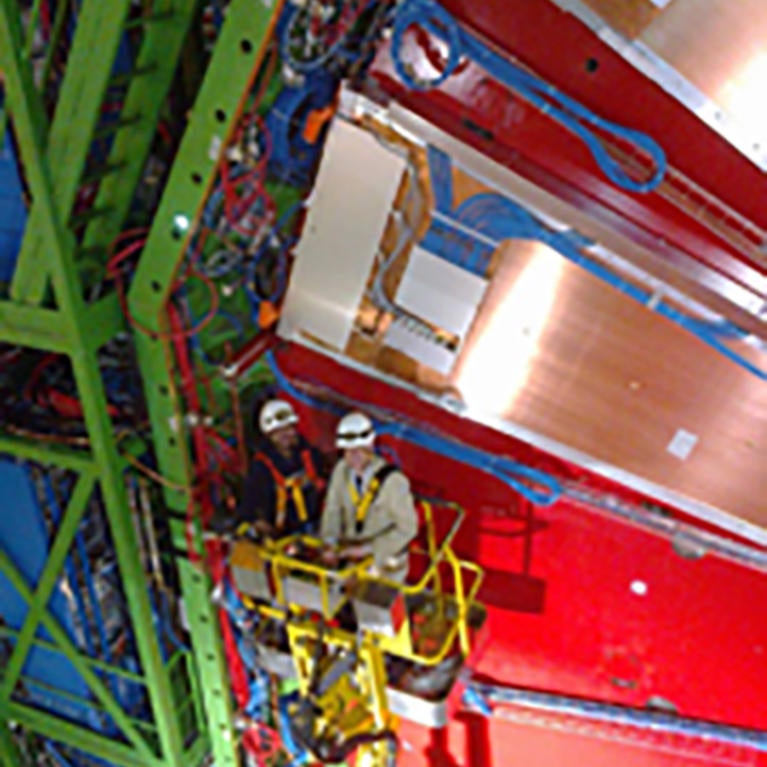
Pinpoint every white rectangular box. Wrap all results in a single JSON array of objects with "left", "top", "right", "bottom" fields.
[{"left": 279, "top": 119, "right": 407, "bottom": 350}]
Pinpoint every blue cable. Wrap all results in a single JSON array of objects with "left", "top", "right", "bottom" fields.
[
  {"left": 427, "top": 145, "right": 454, "bottom": 212},
  {"left": 155, "top": 587, "right": 189, "bottom": 654},
  {"left": 245, "top": 201, "right": 304, "bottom": 311},
  {"left": 42, "top": 476, "right": 97, "bottom": 658},
  {"left": 265, "top": 351, "right": 561, "bottom": 506},
  {"left": 391, "top": 0, "right": 666, "bottom": 193},
  {"left": 44, "top": 742, "right": 76, "bottom": 767},
  {"left": 74, "top": 531, "right": 115, "bottom": 666},
  {"left": 278, "top": 692, "right": 312, "bottom": 766},
  {"left": 452, "top": 190, "right": 767, "bottom": 381}
]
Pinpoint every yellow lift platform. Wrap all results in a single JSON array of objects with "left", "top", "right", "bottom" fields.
[{"left": 230, "top": 499, "right": 486, "bottom": 766}]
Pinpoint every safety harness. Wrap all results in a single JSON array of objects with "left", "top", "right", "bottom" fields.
[
  {"left": 254, "top": 449, "right": 324, "bottom": 530},
  {"left": 347, "top": 464, "right": 398, "bottom": 535}
]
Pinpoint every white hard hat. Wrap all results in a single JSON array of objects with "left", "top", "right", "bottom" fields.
[
  {"left": 259, "top": 399, "right": 298, "bottom": 434},
  {"left": 336, "top": 411, "right": 375, "bottom": 449}
]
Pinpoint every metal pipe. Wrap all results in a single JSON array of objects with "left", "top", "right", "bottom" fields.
[
  {"left": 137, "top": 477, "right": 163, "bottom": 585},
  {"left": 0, "top": 625, "right": 146, "bottom": 682},
  {"left": 466, "top": 682, "right": 767, "bottom": 752}
]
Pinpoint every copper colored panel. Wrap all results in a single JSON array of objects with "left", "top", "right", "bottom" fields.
[
  {"left": 350, "top": 233, "right": 767, "bottom": 527},
  {"left": 448, "top": 240, "right": 767, "bottom": 527},
  {"left": 580, "top": 0, "right": 671, "bottom": 39},
  {"left": 290, "top": 107, "right": 767, "bottom": 533},
  {"left": 641, "top": 0, "right": 767, "bottom": 120}
]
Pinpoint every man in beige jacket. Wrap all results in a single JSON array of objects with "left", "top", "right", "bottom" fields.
[{"left": 320, "top": 411, "right": 418, "bottom": 583}]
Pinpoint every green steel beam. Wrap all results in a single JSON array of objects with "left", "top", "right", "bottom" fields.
[
  {"left": 127, "top": 3, "right": 285, "bottom": 766},
  {"left": 0, "top": 721, "right": 22, "bottom": 767},
  {"left": 3, "top": 702, "right": 165, "bottom": 767},
  {"left": 0, "top": 626, "right": 146, "bottom": 683},
  {"left": 0, "top": 433, "right": 94, "bottom": 473},
  {"left": 0, "top": 472, "right": 95, "bottom": 700},
  {"left": 0, "top": 1, "right": 48, "bottom": 151},
  {"left": 80, "top": 0, "right": 202, "bottom": 255},
  {"left": 0, "top": 300, "right": 76, "bottom": 351},
  {"left": 38, "top": 0, "right": 70, "bottom": 92},
  {"left": 0, "top": 5, "right": 190, "bottom": 763},
  {"left": 85, "top": 292, "right": 125, "bottom": 350},
  {"left": 11, "top": 0, "right": 133, "bottom": 305},
  {"left": 0, "top": 550, "right": 155, "bottom": 760},
  {"left": 22, "top": 0, "right": 43, "bottom": 57},
  {"left": 184, "top": 730, "right": 210, "bottom": 767}
]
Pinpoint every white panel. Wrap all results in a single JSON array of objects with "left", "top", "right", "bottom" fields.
[
  {"left": 278, "top": 120, "right": 406, "bottom": 349},
  {"left": 384, "top": 321, "right": 457, "bottom": 375},
  {"left": 393, "top": 246, "right": 488, "bottom": 338}
]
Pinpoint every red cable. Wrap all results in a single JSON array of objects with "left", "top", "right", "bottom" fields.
[
  {"left": 170, "top": 303, "right": 252, "bottom": 708},
  {"left": 107, "top": 238, "right": 221, "bottom": 341},
  {"left": 25, "top": 353, "right": 59, "bottom": 400}
]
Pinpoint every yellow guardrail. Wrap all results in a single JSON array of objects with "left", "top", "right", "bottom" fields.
[{"left": 242, "top": 497, "right": 484, "bottom": 667}]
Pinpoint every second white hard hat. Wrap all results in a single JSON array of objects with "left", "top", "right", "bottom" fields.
[
  {"left": 335, "top": 411, "right": 376, "bottom": 449},
  {"left": 259, "top": 399, "right": 298, "bottom": 434}
]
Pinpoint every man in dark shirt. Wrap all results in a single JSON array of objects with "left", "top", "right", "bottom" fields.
[{"left": 236, "top": 399, "right": 327, "bottom": 538}]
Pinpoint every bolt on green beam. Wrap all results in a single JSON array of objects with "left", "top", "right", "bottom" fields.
[
  {"left": 0, "top": 3, "right": 190, "bottom": 762},
  {"left": 11, "top": 0, "right": 134, "bottom": 305},
  {"left": 127, "top": 3, "right": 286, "bottom": 766},
  {"left": 0, "top": 550, "right": 155, "bottom": 760}
]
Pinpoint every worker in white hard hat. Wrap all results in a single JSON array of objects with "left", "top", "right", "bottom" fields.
[
  {"left": 320, "top": 411, "right": 418, "bottom": 583},
  {"left": 235, "top": 398, "right": 328, "bottom": 538}
]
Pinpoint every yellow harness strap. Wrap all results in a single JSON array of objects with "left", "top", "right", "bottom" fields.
[
  {"left": 274, "top": 477, "right": 310, "bottom": 529},
  {"left": 255, "top": 450, "right": 317, "bottom": 530},
  {"left": 348, "top": 477, "right": 382, "bottom": 529}
]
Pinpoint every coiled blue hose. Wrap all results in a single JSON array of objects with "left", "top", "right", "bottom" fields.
[
  {"left": 265, "top": 351, "right": 561, "bottom": 506},
  {"left": 391, "top": 0, "right": 667, "bottom": 193}
]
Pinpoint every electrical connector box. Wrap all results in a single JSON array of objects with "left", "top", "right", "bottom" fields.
[{"left": 230, "top": 540, "right": 273, "bottom": 601}]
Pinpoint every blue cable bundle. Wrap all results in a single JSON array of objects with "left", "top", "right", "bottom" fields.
[
  {"left": 391, "top": 0, "right": 667, "bottom": 194},
  {"left": 265, "top": 351, "right": 562, "bottom": 506}
]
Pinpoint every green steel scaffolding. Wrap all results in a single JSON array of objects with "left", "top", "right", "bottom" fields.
[{"left": 0, "top": 0, "right": 282, "bottom": 764}]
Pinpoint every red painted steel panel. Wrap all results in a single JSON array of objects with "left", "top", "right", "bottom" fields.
[
  {"left": 277, "top": 343, "right": 767, "bottom": 765},
  {"left": 439, "top": 0, "right": 767, "bottom": 233},
  {"left": 366, "top": 1, "right": 767, "bottom": 324}
]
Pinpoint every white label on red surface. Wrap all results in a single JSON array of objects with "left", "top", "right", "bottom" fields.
[{"left": 667, "top": 428, "right": 699, "bottom": 460}]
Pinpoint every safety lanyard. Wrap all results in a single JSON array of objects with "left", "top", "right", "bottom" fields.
[
  {"left": 255, "top": 449, "right": 320, "bottom": 528},
  {"left": 347, "top": 476, "right": 382, "bottom": 533}
]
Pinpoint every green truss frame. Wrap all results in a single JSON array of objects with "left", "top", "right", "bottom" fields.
[
  {"left": 0, "top": 1, "right": 225, "bottom": 765},
  {"left": 127, "top": 3, "right": 286, "bottom": 766},
  {"left": 0, "top": 0, "right": 288, "bottom": 764}
]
